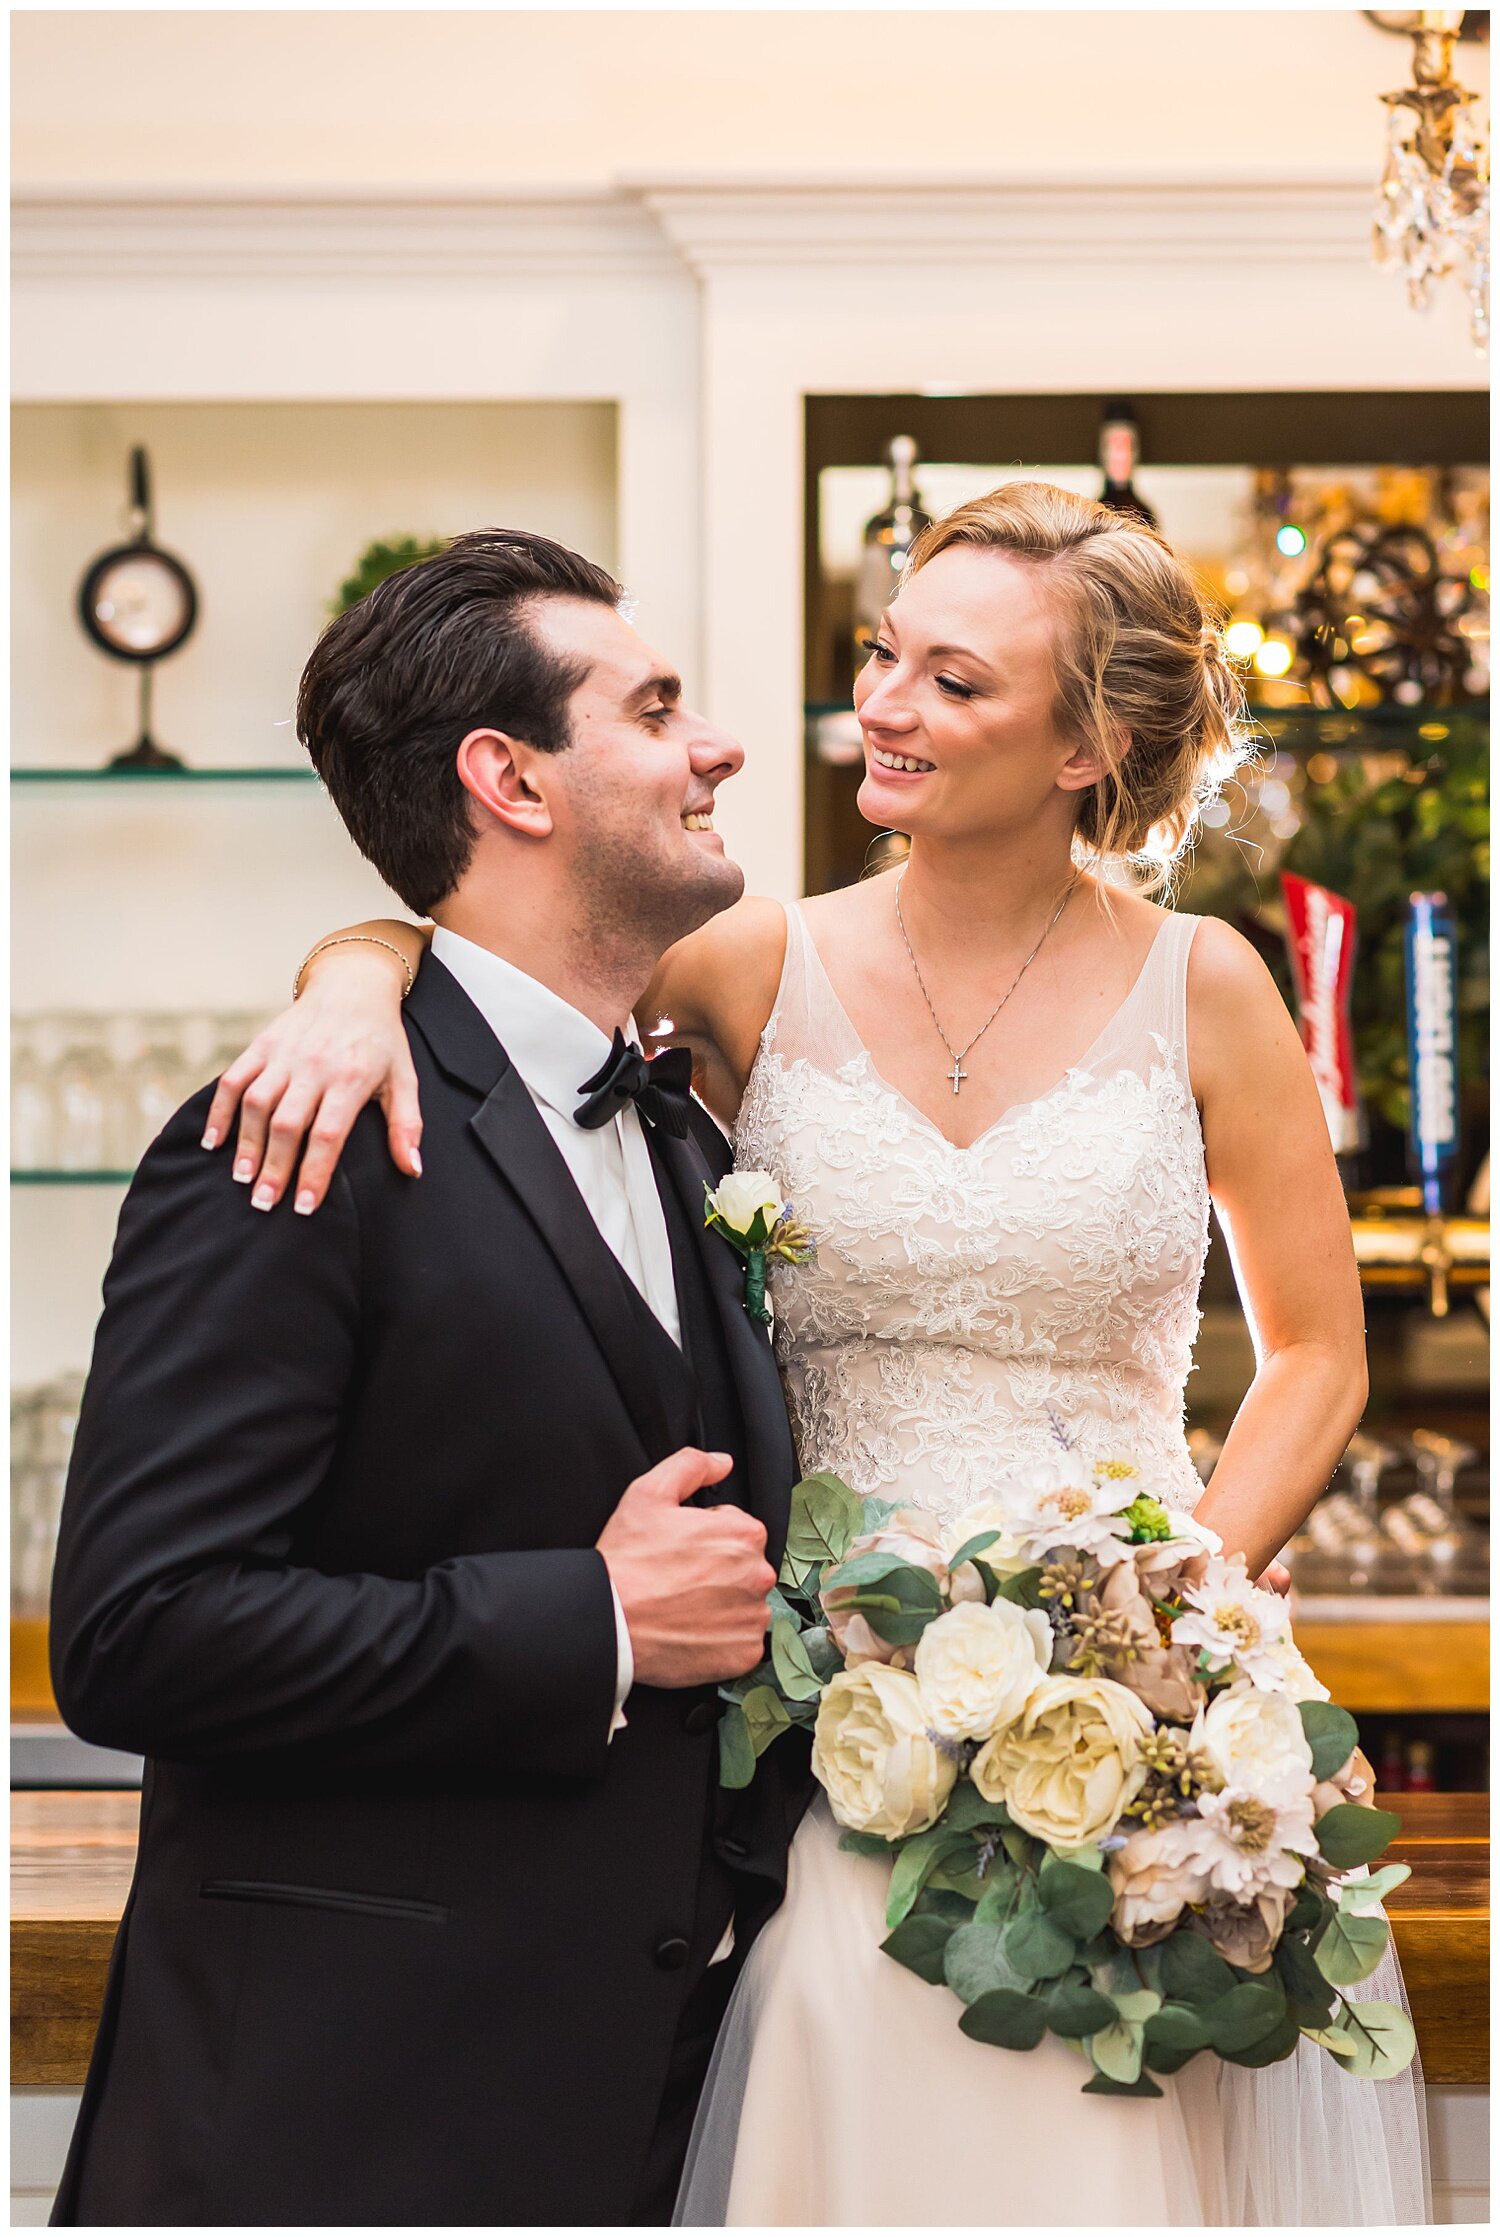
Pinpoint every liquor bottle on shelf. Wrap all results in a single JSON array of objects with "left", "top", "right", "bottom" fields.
[
  {"left": 1377, "top": 1727, "right": 1407, "bottom": 1791},
  {"left": 853, "top": 436, "right": 932, "bottom": 673},
  {"left": 1096, "top": 401, "right": 1158, "bottom": 528},
  {"left": 1405, "top": 1737, "right": 1437, "bottom": 1794}
]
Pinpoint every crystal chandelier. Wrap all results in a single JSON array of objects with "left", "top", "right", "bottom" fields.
[{"left": 1371, "top": 11, "right": 1490, "bottom": 352}]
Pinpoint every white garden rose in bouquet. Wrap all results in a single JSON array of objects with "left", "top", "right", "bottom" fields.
[
  {"left": 812, "top": 1663, "right": 957, "bottom": 1838},
  {"left": 717, "top": 1441, "right": 1415, "bottom": 2101},
  {"left": 914, "top": 1599, "right": 1051, "bottom": 1742},
  {"left": 971, "top": 1673, "right": 1154, "bottom": 1846}
]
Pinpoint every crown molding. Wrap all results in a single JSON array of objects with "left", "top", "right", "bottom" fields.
[
  {"left": 12, "top": 176, "right": 1379, "bottom": 285},
  {"left": 634, "top": 178, "right": 1379, "bottom": 272},
  {"left": 11, "top": 188, "right": 680, "bottom": 282}
]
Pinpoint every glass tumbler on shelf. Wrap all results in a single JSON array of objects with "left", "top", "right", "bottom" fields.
[
  {"left": 53, "top": 1015, "right": 111, "bottom": 1171},
  {"left": 11, "top": 1016, "right": 60, "bottom": 1171},
  {"left": 128, "top": 1017, "right": 190, "bottom": 1163}
]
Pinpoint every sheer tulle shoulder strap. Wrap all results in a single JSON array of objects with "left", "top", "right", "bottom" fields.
[
  {"left": 758, "top": 902, "right": 867, "bottom": 1071},
  {"left": 1096, "top": 908, "right": 1201, "bottom": 1083}
]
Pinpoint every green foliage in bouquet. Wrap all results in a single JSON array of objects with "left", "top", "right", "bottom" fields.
[
  {"left": 721, "top": 1470, "right": 1416, "bottom": 2099},
  {"left": 332, "top": 536, "right": 449, "bottom": 618},
  {"left": 1184, "top": 722, "right": 1488, "bottom": 1133}
]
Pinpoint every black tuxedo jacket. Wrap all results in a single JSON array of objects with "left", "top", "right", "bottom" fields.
[{"left": 48, "top": 958, "right": 806, "bottom": 2227}]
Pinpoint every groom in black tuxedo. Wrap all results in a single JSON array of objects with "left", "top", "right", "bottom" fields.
[{"left": 49, "top": 531, "right": 807, "bottom": 2226}]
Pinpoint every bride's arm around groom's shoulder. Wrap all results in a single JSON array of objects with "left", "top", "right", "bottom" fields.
[{"left": 644, "top": 893, "right": 788, "bottom": 1128}]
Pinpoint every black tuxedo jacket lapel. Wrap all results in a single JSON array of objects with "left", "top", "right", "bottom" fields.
[
  {"left": 406, "top": 959, "right": 686, "bottom": 1464},
  {"left": 648, "top": 1120, "right": 798, "bottom": 1563}
]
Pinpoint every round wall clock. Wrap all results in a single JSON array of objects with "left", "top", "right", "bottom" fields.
[
  {"left": 79, "top": 542, "right": 197, "bottom": 664},
  {"left": 76, "top": 448, "right": 200, "bottom": 768}
]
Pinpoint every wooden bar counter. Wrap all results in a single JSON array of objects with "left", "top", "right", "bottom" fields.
[{"left": 11, "top": 1788, "right": 1489, "bottom": 2088}]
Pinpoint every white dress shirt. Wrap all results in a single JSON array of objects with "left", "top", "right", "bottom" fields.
[{"left": 430, "top": 926, "right": 680, "bottom": 1737}]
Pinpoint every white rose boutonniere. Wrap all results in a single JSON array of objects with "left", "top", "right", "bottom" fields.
[{"left": 704, "top": 1169, "right": 813, "bottom": 1325}]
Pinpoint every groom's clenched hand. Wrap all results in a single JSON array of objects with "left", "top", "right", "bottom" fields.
[{"left": 598, "top": 1448, "right": 776, "bottom": 1688}]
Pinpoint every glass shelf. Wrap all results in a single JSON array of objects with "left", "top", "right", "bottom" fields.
[
  {"left": 12, "top": 767, "right": 318, "bottom": 785},
  {"left": 13, "top": 1170, "right": 134, "bottom": 1185}
]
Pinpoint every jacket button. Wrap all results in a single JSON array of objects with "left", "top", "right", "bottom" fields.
[
  {"left": 683, "top": 1699, "right": 717, "bottom": 1736},
  {"left": 655, "top": 1936, "right": 690, "bottom": 1971},
  {"left": 719, "top": 1836, "right": 749, "bottom": 1863}
]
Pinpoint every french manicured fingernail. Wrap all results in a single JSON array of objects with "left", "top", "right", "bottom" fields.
[
  {"left": 294, "top": 1190, "right": 316, "bottom": 1216},
  {"left": 233, "top": 1159, "right": 254, "bottom": 1183},
  {"left": 251, "top": 1185, "right": 275, "bottom": 1211},
  {"left": 409, "top": 1148, "right": 423, "bottom": 1177},
  {"left": 201, "top": 1127, "right": 218, "bottom": 1151}
]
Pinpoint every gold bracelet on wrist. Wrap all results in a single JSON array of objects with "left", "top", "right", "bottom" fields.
[{"left": 293, "top": 935, "right": 417, "bottom": 1003}]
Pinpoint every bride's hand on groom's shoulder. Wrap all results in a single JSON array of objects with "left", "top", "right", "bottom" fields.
[{"left": 201, "top": 947, "right": 421, "bottom": 1216}]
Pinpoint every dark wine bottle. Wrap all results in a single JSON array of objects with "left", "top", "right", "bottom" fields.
[{"left": 1097, "top": 401, "right": 1158, "bottom": 528}]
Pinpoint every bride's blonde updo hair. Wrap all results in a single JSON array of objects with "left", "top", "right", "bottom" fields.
[{"left": 903, "top": 480, "right": 1250, "bottom": 892}]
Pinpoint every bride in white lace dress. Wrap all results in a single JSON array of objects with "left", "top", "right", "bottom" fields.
[{"left": 211, "top": 483, "right": 1427, "bottom": 2224}]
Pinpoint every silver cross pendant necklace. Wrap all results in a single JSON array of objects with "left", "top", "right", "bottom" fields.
[{"left": 894, "top": 867, "right": 1080, "bottom": 1095}]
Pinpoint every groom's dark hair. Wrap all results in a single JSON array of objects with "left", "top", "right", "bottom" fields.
[{"left": 298, "top": 527, "right": 623, "bottom": 913}]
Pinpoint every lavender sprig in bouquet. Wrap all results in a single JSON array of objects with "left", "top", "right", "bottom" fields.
[{"left": 720, "top": 1445, "right": 1414, "bottom": 2098}]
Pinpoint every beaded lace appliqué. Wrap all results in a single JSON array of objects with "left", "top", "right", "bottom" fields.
[{"left": 735, "top": 1009, "right": 1211, "bottom": 1527}]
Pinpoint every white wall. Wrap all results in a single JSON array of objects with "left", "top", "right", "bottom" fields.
[
  {"left": 14, "top": 400, "right": 618, "bottom": 771},
  {"left": 11, "top": 10, "right": 1488, "bottom": 190}
]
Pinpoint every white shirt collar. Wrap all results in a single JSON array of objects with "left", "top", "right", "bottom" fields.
[{"left": 429, "top": 926, "right": 629, "bottom": 1123}]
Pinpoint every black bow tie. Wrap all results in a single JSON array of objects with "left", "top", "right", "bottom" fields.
[{"left": 574, "top": 1030, "right": 694, "bottom": 1138}]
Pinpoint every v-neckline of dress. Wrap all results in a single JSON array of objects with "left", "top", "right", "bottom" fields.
[{"left": 789, "top": 905, "right": 1172, "bottom": 1157}]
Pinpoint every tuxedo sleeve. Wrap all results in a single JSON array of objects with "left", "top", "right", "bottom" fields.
[{"left": 49, "top": 1096, "right": 618, "bottom": 1780}]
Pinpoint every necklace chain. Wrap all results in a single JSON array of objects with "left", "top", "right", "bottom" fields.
[{"left": 894, "top": 869, "right": 1079, "bottom": 1095}]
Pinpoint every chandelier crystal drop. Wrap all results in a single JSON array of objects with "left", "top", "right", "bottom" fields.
[{"left": 1372, "top": 13, "right": 1490, "bottom": 352}]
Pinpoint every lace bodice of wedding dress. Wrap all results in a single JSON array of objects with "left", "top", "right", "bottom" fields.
[{"left": 735, "top": 899, "right": 1210, "bottom": 1520}]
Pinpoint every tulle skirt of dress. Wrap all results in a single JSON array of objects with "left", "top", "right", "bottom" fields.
[{"left": 674, "top": 1799, "right": 1430, "bottom": 2228}]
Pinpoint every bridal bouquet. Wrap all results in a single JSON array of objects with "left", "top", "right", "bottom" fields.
[{"left": 720, "top": 1449, "right": 1416, "bottom": 2098}]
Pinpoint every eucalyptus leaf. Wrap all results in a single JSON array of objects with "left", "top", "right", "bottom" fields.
[
  {"left": 1046, "top": 1981, "right": 1119, "bottom": 2040},
  {"left": 740, "top": 1683, "right": 792, "bottom": 1757},
  {"left": 1203, "top": 1981, "right": 1287, "bottom": 2055},
  {"left": 941, "top": 1783, "right": 1013, "bottom": 1835},
  {"left": 838, "top": 1829, "right": 894, "bottom": 1858},
  {"left": 993, "top": 1565, "right": 1045, "bottom": 1609},
  {"left": 959, "top": 1988, "right": 1049, "bottom": 2052},
  {"left": 1274, "top": 1933, "right": 1338, "bottom": 2023},
  {"left": 1110, "top": 1988, "right": 1162, "bottom": 2025},
  {"left": 1039, "top": 1861, "right": 1116, "bottom": 1941},
  {"left": 718, "top": 1703, "right": 756, "bottom": 1790},
  {"left": 1226, "top": 2014, "right": 1301, "bottom": 2069},
  {"left": 769, "top": 1618, "right": 825, "bottom": 1702},
  {"left": 1332, "top": 2001, "right": 1418, "bottom": 2081},
  {"left": 886, "top": 1830, "right": 959, "bottom": 1930},
  {"left": 1313, "top": 1906, "right": 1390, "bottom": 1988},
  {"left": 947, "top": 1530, "right": 1003, "bottom": 1569},
  {"left": 1338, "top": 1863, "right": 1411, "bottom": 1915},
  {"left": 974, "top": 1867, "right": 1022, "bottom": 1928},
  {"left": 1315, "top": 1803, "right": 1402, "bottom": 1870},
  {"left": 879, "top": 1913, "right": 953, "bottom": 1985},
  {"left": 1000, "top": 1826, "right": 1036, "bottom": 1872},
  {"left": 943, "top": 1920, "right": 1026, "bottom": 2005},
  {"left": 1297, "top": 1700, "right": 1361, "bottom": 1781},
  {"left": 1142, "top": 2004, "right": 1211, "bottom": 2054},
  {"left": 1082, "top": 2071, "right": 1163, "bottom": 2098},
  {"left": 1301, "top": 2022, "right": 1359, "bottom": 2055},
  {"left": 1087, "top": 2018, "right": 1145, "bottom": 2085},
  {"left": 1156, "top": 1931, "right": 1237, "bottom": 2006},
  {"left": 781, "top": 1472, "right": 865, "bottom": 1588},
  {"left": 823, "top": 1550, "right": 940, "bottom": 1595},
  {"left": 1003, "top": 1908, "right": 1077, "bottom": 1982}
]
